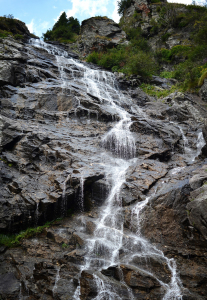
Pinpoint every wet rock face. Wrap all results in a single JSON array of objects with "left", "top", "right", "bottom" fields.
[
  {"left": 78, "top": 17, "right": 127, "bottom": 55},
  {"left": 199, "top": 79, "right": 207, "bottom": 102},
  {"left": 0, "top": 37, "right": 207, "bottom": 300}
]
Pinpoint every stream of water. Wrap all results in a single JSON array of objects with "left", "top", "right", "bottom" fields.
[{"left": 28, "top": 38, "right": 203, "bottom": 299}]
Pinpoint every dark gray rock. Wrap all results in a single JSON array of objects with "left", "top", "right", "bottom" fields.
[
  {"left": 199, "top": 79, "right": 207, "bottom": 102},
  {"left": 187, "top": 184, "right": 207, "bottom": 240}
]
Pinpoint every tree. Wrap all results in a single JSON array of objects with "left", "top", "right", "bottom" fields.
[
  {"left": 53, "top": 12, "right": 68, "bottom": 30},
  {"left": 117, "top": 0, "right": 132, "bottom": 16},
  {"left": 42, "top": 12, "right": 80, "bottom": 42}
]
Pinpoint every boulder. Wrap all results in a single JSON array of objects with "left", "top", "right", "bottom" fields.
[{"left": 78, "top": 17, "right": 127, "bottom": 55}]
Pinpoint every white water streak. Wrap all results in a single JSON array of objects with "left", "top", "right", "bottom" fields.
[{"left": 29, "top": 39, "right": 184, "bottom": 300}]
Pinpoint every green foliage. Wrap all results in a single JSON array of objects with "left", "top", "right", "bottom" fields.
[
  {"left": 118, "top": 0, "right": 132, "bottom": 16},
  {"left": 0, "top": 16, "right": 28, "bottom": 38},
  {"left": 62, "top": 243, "right": 69, "bottom": 248},
  {"left": 0, "top": 29, "right": 12, "bottom": 38},
  {"left": 156, "top": 45, "right": 191, "bottom": 63},
  {"left": 161, "top": 32, "right": 171, "bottom": 42},
  {"left": 122, "top": 52, "right": 158, "bottom": 78},
  {"left": 86, "top": 52, "right": 100, "bottom": 64},
  {"left": 14, "top": 34, "right": 23, "bottom": 40},
  {"left": 198, "top": 69, "right": 207, "bottom": 87},
  {"left": 0, "top": 220, "right": 54, "bottom": 248},
  {"left": 42, "top": 12, "right": 80, "bottom": 43},
  {"left": 160, "top": 71, "right": 174, "bottom": 79},
  {"left": 87, "top": 46, "right": 128, "bottom": 72},
  {"left": 173, "top": 61, "right": 202, "bottom": 90},
  {"left": 140, "top": 83, "right": 178, "bottom": 99},
  {"left": 87, "top": 44, "right": 157, "bottom": 78}
]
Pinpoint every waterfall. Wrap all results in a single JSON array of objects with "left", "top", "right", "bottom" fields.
[
  {"left": 172, "top": 122, "right": 205, "bottom": 163},
  {"left": 29, "top": 39, "right": 184, "bottom": 299},
  {"left": 52, "top": 266, "right": 60, "bottom": 296},
  {"left": 79, "top": 174, "right": 85, "bottom": 212},
  {"left": 35, "top": 201, "right": 39, "bottom": 226}
]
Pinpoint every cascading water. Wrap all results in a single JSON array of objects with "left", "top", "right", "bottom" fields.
[
  {"left": 171, "top": 122, "right": 205, "bottom": 163},
  {"left": 79, "top": 174, "right": 85, "bottom": 212},
  {"left": 52, "top": 266, "right": 60, "bottom": 296},
  {"left": 29, "top": 39, "right": 185, "bottom": 299},
  {"left": 35, "top": 201, "right": 39, "bottom": 226}
]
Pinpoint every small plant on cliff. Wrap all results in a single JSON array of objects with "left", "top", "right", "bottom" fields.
[
  {"left": 198, "top": 69, "right": 207, "bottom": 87},
  {"left": 140, "top": 83, "right": 178, "bottom": 99},
  {"left": 0, "top": 220, "right": 57, "bottom": 248}
]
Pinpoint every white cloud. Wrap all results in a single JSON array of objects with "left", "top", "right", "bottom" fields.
[
  {"left": 66, "top": 0, "right": 110, "bottom": 18},
  {"left": 26, "top": 19, "right": 35, "bottom": 34},
  {"left": 40, "top": 21, "right": 50, "bottom": 30},
  {"left": 111, "top": 0, "right": 120, "bottom": 23},
  {"left": 26, "top": 19, "right": 50, "bottom": 37},
  {"left": 53, "top": 6, "right": 57, "bottom": 9}
]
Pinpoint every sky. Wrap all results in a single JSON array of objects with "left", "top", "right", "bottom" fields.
[{"left": 0, "top": 0, "right": 204, "bottom": 37}]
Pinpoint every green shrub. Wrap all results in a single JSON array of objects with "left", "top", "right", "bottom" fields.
[
  {"left": 0, "top": 29, "right": 12, "bottom": 38},
  {"left": 140, "top": 83, "right": 178, "bottom": 98},
  {"left": 194, "top": 21, "right": 207, "bottom": 45},
  {"left": 156, "top": 45, "right": 191, "bottom": 62},
  {"left": 14, "top": 34, "right": 23, "bottom": 40},
  {"left": 161, "top": 32, "right": 171, "bottom": 42},
  {"left": 122, "top": 52, "right": 158, "bottom": 78},
  {"left": 86, "top": 45, "right": 157, "bottom": 79},
  {"left": 198, "top": 69, "right": 207, "bottom": 87},
  {"left": 160, "top": 71, "right": 174, "bottom": 79},
  {"left": 87, "top": 52, "right": 101, "bottom": 65},
  {"left": 173, "top": 61, "right": 201, "bottom": 90},
  {"left": 0, "top": 220, "right": 55, "bottom": 248}
]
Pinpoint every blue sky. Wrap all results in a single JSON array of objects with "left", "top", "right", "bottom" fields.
[{"left": 0, "top": 0, "right": 203, "bottom": 37}]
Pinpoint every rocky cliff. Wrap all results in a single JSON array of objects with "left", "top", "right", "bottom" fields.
[
  {"left": 120, "top": 0, "right": 194, "bottom": 50},
  {"left": 0, "top": 35, "right": 207, "bottom": 300},
  {"left": 68, "top": 16, "right": 127, "bottom": 56}
]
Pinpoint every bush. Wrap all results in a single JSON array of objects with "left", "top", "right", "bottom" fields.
[
  {"left": 87, "top": 52, "right": 101, "bottom": 64},
  {"left": 194, "top": 21, "right": 207, "bottom": 45},
  {"left": 86, "top": 45, "right": 157, "bottom": 79},
  {"left": 122, "top": 52, "right": 158, "bottom": 78},
  {"left": 87, "top": 46, "right": 128, "bottom": 71}
]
